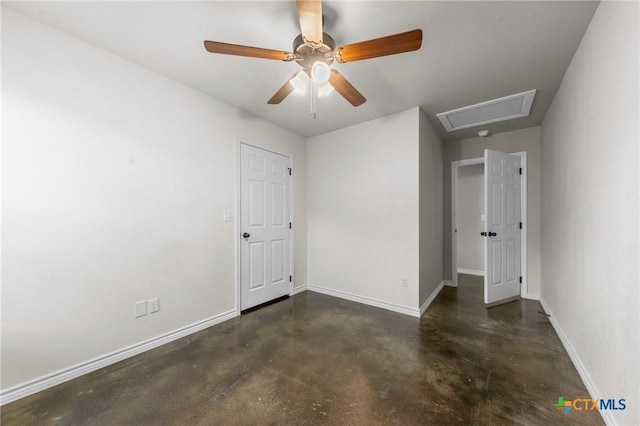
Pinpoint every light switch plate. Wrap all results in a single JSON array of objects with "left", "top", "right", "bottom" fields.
[
  {"left": 223, "top": 210, "right": 231, "bottom": 222},
  {"left": 148, "top": 298, "right": 159, "bottom": 313}
]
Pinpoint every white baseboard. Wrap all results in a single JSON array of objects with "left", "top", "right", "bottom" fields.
[
  {"left": 307, "top": 284, "right": 421, "bottom": 317},
  {"left": 0, "top": 309, "right": 237, "bottom": 406},
  {"left": 524, "top": 293, "right": 540, "bottom": 301},
  {"left": 539, "top": 298, "right": 613, "bottom": 426},
  {"left": 290, "top": 285, "right": 307, "bottom": 296},
  {"left": 306, "top": 281, "right": 446, "bottom": 318},
  {"left": 457, "top": 268, "right": 484, "bottom": 276},
  {"left": 419, "top": 281, "right": 445, "bottom": 316},
  {"left": 443, "top": 279, "right": 457, "bottom": 287}
]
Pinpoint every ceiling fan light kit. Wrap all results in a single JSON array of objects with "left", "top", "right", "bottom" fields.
[{"left": 203, "top": 0, "right": 423, "bottom": 117}]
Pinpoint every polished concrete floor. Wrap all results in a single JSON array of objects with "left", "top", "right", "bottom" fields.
[{"left": 2, "top": 275, "right": 602, "bottom": 425}]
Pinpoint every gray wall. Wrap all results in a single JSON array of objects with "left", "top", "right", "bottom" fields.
[
  {"left": 307, "top": 108, "right": 421, "bottom": 310},
  {"left": 418, "top": 108, "right": 444, "bottom": 306},
  {"left": 443, "top": 127, "right": 541, "bottom": 297},
  {"left": 1, "top": 9, "right": 307, "bottom": 392},
  {"left": 540, "top": 2, "right": 639, "bottom": 424},
  {"left": 456, "top": 164, "right": 484, "bottom": 273}
]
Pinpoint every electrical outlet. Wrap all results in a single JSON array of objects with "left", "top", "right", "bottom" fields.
[
  {"left": 134, "top": 301, "right": 147, "bottom": 318},
  {"left": 148, "top": 298, "right": 159, "bottom": 313},
  {"left": 401, "top": 276, "right": 408, "bottom": 287}
]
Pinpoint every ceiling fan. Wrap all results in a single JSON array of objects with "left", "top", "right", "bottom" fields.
[{"left": 203, "top": 0, "right": 422, "bottom": 111}]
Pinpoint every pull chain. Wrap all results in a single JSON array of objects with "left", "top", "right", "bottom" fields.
[{"left": 309, "top": 81, "right": 317, "bottom": 119}]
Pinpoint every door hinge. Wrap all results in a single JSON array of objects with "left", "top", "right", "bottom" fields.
[
  {"left": 519, "top": 276, "right": 522, "bottom": 284},
  {"left": 288, "top": 167, "right": 292, "bottom": 176},
  {"left": 289, "top": 275, "right": 292, "bottom": 282},
  {"left": 289, "top": 222, "right": 292, "bottom": 229},
  {"left": 519, "top": 167, "right": 522, "bottom": 175},
  {"left": 519, "top": 222, "right": 522, "bottom": 229}
]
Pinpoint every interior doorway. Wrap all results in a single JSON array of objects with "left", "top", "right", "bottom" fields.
[
  {"left": 238, "top": 142, "right": 293, "bottom": 311},
  {"left": 451, "top": 151, "right": 528, "bottom": 303},
  {"left": 456, "top": 163, "right": 485, "bottom": 277}
]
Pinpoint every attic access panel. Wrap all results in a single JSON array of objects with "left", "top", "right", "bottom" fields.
[{"left": 436, "top": 89, "right": 536, "bottom": 132}]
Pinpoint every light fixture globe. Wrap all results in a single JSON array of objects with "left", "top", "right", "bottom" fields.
[
  {"left": 290, "top": 70, "right": 309, "bottom": 93},
  {"left": 311, "top": 61, "right": 330, "bottom": 84},
  {"left": 317, "top": 81, "right": 334, "bottom": 97}
]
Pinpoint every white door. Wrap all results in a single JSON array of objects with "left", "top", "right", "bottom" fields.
[
  {"left": 240, "top": 143, "right": 291, "bottom": 310},
  {"left": 484, "top": 149, "right": 521, "bottom": 304}
]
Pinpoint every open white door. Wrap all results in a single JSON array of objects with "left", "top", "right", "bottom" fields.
[
  {"left": 240, "top": 143, "right": 291, "bottom": 310},
  {"left": 484, "top": 149, "right": 521, "bottom": 304}
]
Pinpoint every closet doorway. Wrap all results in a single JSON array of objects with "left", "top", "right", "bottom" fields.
[{"left": 451, "top": 151, "right": 528, "bottom": 305}]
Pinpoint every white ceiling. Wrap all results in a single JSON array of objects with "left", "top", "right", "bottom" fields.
[{"left": 4, "top": 1, "right": 599, "bottom": 140}]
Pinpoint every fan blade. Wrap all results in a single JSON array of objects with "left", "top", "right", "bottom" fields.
[
  {"left": 204, "top": 41, "right": 293, "bottom": 61},
  {"left": 329, "top": 70, "right": 366, "bottom": 107},
  {"left": 335, "top": 29, "right": 422, "bottom": 63},
  {"left": 267, "top": 74, "right": 298, "bottom": 104},
  {"left": 296, "top": 0, "right": 323, "bottom": 47}
]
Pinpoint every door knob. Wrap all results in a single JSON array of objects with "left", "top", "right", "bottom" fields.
[
  {"left": 489, "top": 232, "right": 497, "bottom": 237},
  {"left": 242, "top": 232, "right": 250, "bottom": 238},
  {"left": 480, "top": 232, "right": 487, "bottom": 236}
]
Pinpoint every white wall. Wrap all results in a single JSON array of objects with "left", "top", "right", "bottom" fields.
[
  {"left": 456, "top": 164, "right": 484, "bottom": 273},
  {"left": 418, "top": 109, "right": 443, "bottom": 307},
  {"left": 1, "top": 8, "right": 306, "bottom": 393},
  {"left": 307, "top": 108, "right": 420, "bottom": 311},
  {"left": 540, "top": 2, "right": 639, "bottom": 424},
  {"left": 443, "top": 127, "right": 541, "bottom": 298}
]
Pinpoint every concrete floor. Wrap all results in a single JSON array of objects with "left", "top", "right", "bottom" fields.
[{"left": 2, "top": 274, "right": 602, "bottom": 425}]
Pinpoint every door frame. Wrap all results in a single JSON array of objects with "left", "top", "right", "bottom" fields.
[
  {"left": 451, "top": 151, "right": 528, "bottom": 298},
  {"left": 235, "top": 140, "right": 295, "bottom": 315}
]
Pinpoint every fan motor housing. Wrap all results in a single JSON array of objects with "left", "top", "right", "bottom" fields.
[{"left": 293, "top": 33, "right": 336, "bottom": 69}]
